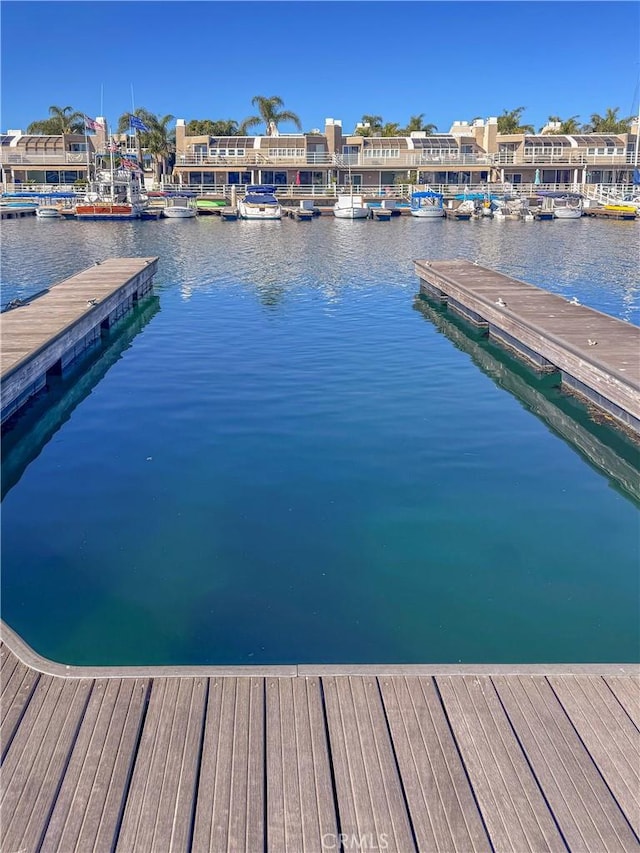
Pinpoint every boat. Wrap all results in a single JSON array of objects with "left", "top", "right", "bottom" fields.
[
  {"left": 162, "top": 193, "right": 198, "bottom": 218},
  {"left": 75, "top": 158, "right": 148, "bottom": 220},
  {"left": 333, "top": 193, "right": 369, "bottom": 219},
  {"left": 410, "top": 190, "right": 444, "bottom": 218},
  {"left": 537, "top": 191, "right": 583, "bottom": 219},
  {"left": 237, "top": 185, "right": 282, "bottom": 220},
  {"left": 35, "top": 205, "right": 61, "bottom": 219}
]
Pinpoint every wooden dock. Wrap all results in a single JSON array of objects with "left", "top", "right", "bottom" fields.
[
  {"left": 415, "top": 259, "right": 640, "bottom": 435},
  {"left": 1, "top": 624, "right": 638, "bottom": 852},
  {"left": 1, "top": 258, "right": 158, "bottom": 424}
]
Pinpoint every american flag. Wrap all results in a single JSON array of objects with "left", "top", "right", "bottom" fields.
[
  {"left": 108, "top": 139, "right": 118, "bottom": 153},
  {"left": 84, "top": 115, "right": 102, "bottom": 132},
  {"left": 120, "top": 158, "right": 140, "bottom": 171}
]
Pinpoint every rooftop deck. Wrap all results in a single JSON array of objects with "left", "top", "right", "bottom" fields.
[{"left": 1, "top": 624, "right": 638, "bottom": 852}]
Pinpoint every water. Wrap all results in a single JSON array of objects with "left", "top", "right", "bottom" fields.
[{"left": 1, "top": 215, "right": 639, "bottom": 665}]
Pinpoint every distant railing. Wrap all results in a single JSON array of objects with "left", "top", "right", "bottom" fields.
[{"left": 0, "top": 152, "right": 87, "bottom": 165}]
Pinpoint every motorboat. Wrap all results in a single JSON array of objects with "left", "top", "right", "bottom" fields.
[
  {"left": 333, "top": 192, "right": 369, "bottom": 219},
  {"left": 35, "top": 205, "right": 62, "bottom": 218},
  {"left": 162, "top": 193, "right": 198, "bottom": 218},
  {"left": 237, "top": 185, "right": 282, "bottom": 220},
  {"left": 75, "top": 160, "right": 149, "bottom": 220},
  {"left": 537, "top": 191, "right": 583, "bottom": 219},
  {"left": 410, "top": 190, "right": 444, "bottom": 218}
]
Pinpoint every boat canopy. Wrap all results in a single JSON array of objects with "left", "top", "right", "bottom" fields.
[
  {"left": 246, "top": 185, "right": 277, "bottom": 194},
  {"left": 2, "top": 191, "right": 77, "bottom": 198},
  {"left": 244, "top": 193, "right": 278, "bottom": 204},
  {"left": 411, "top": 190, "right": 443, "bottom": 198},
  {"left": 536, "top": 191, "right": 582, "bottom": 198},
  {"left": 454, "top": 192, "right": 499, "bottom": 200}
]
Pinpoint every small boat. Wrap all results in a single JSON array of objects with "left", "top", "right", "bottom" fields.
[
  {"left": 410, "top": 190, "right": 444, "bottom": 218},
  {"left": 333, "top": 193, "right": 369, "bottom": 219},
  {"left": 162, "top": 193, "right": 198, "bottom": 218},
  {"left": 537, "top": 191, "right": 583, "bottom": 219},
  {"left": 238, "top": 185, "right": 282, "bottom": 220},
  {"left": 35, "top": 205, "right": 62, "bottom": 219}
]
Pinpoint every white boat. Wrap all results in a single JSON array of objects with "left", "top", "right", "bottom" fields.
[
  {"left": 333, "top": 193, "right": 369, "bottom": 219},
  {"left": 162, "top": 194, "right": 198, "bottom": 218},
  {"left": 537, "top": 191, "right": 583, "bottom": 219},
  {"left": 410, "top": 190, "right": 444, "bottom": 218},
  {"left": 76, "top": 157, "right": 148, "bottom": 220},
  {"left": 35, "top": 206, "right": 61, "bottom": 218},
  {"left": 238, "top": 185, "right": 282, "bottom": 220}
]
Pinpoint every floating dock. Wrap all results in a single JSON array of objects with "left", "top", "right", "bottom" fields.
[
  {"left": 1, "top": 258, "right": 158, "bottom": 424},
  {"left": 1, "top": 624, "right": 638, "bottom": 853},
  {"left": 415, "top": 259, "right": 640, "bottom": 435}
]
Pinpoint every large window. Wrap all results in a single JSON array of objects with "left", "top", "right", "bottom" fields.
[
  {"left": 260, "top": 171, "right": 287, "bottom": 185},
  {"left": 364, "top": 149, "right": 399, "bottom": 159}
]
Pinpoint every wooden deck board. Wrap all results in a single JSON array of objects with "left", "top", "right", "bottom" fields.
[
  {"left": 323, "top": 675, "right": 416, "bottom": 852},
  {"left": 192, "top": 677, "right": 265, "bottom": 852},
  {"left": 605, "top": 675, "right": 640, "bottom": 728},
  {"left": 0, "top": 637, "right": 638, "bottom": 853},
  {"left": 379, "top": 675, "right": 491, "bottom": 851},
  {"left": 1, "top": 676, "right": 93, "bottom": 853},
  {"left": 116, "top": 677, "right": 206, "bottom": 852},
  {"left": 266, "top": 676, "right": 337, "bottom": 851},
  {"left": 436, "top": 675, "right": 566, "bottom": 852},
  {"left": 40, "top": 677, "right": 148, "bottom": 852},
  {"left": 493, "top": 675, "right": 639, "bottom": 851},
  {"left": 548, "top": 675, "right": 640, "bottom": 836},
  {"left": 0, "top": 652, "right": 40, "bottom": 761}
]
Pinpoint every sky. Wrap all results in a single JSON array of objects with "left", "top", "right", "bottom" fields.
[{"left": 1, "top": 1, "right": 638, "bottom": 136}]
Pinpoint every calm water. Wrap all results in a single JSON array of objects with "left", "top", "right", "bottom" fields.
[{"left": 1, "top": 215, "right": 639, "bottom": 665}]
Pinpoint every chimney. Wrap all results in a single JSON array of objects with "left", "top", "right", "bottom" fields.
[
  {"left": 324, "top": 118, "right": 343, "bottom": 156},
  {"left": 175, "top": 119, "right": 186, "bottom": 154}
]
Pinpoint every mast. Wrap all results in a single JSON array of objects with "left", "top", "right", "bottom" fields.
[{"left": 109, "top": 122, "right": 115, "bottom": 202}]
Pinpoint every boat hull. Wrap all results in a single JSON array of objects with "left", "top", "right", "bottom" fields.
[
  {"left": 554, "top": 208, "right": 582, "bottom": 219},
  {"left": 35, "top": 207, "right": 61, "bottom": 219},
  {"left": 75, "top": 204, "right": 141, "bottom": 220},
  {"left": 410, "top": 208, "right": 444, "bottom": 219},
  {"left": 163, "top": 208, "right": 197, "bottom": 218},
  {"left": 333, "top": 206, "right": 369, "bottom": 219}
]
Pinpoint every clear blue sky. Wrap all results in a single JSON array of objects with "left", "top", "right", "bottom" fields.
[{"left": 1, "top": 1, "right": 638, "bottom": 135}]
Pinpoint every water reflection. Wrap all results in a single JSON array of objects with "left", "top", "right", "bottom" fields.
[
  {"left": 1, "top": 294, "right": 160, "bottom": 498},
  {"left": 414, "top": 293, "right": 640, "bottom": 505}
]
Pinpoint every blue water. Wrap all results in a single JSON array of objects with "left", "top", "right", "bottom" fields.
[{"left": 1, "top": 215, "right": 639, "bottom": 665}]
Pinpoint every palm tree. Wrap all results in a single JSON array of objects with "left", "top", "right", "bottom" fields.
[
  {"left": 584, "top": 107, "right": 633, "bottom": 133},
  {"left": 497, "top": 107, "right": 534, "bottom": 134},
  {"left": 381, "top": 122, "right": 401, "bottom": 137},
  {"left": 145, "top": 114, "right": 175, "bottom": 182},
  {"left": 355, "top": 114, "right": 383, "bottom": 136},
  {"left": 27, "top": 105, "right": 85, "bottom": 134},
  {"left": 187, "top": 119, "right": 240, "bottom": 136},
  {"left": 239, "top": 96, "right": 301, "bottom": 136},
  {"left": 402, "top": 114, "right": 437, "bottom": 135},
  {"left": 539, "top": 115, "right": 581, "bottom": 134}
]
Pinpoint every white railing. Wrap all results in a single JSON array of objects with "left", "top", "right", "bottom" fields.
[{"left": 0, "top": 152, "right": 87, "bottom": 165}]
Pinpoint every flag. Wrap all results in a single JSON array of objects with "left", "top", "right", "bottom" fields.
[
  {"left": 108, "top": 139, "right": 118, "bottom": 153},
  {"left": 84, "top": 115, "right": 102, "bottom": 132},
  {"left": 120, "top": 157, "right": 140, "bottom": 171},
  {"left": 129, "top": 115, "right": 150, "bottom": 133}
]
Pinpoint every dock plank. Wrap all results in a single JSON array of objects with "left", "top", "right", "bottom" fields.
[
  {"left": 0, "top": 676, "right": 93, "bottom": 853},
  {"left": 493, "top": 675, "right": 639, "bottom": 851},
  {"left": 604, "top": 675, "right": 640, "bottom": 728},
  {"left": 41, "top": 678, "right": 149, "bottom": 852},
  {"left": 266, "top": 676, "right": 337, "bottom": 851},
  {"left": 0, "top": 654, "right": 40, "bottom": 761},
  {"left": 379, "top": 675, "right": 491, "bottom": 851},
  {"left": 323, "top": 675, "right": 416, "bottom": 853},
  {"left": 116, "top": 677, "right": 206, "bottom": 852},
  {"left": 548, "top": 675, "right": 640, "bottom": 835},
  {"left": 436, "top": 675, "right": 566, "bottom": 852},
  {"left": 192, "top": 677, "right": 265, "bottom": 852}
]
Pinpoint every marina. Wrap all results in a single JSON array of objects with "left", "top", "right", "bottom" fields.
[{"left": 1, "top": 625, "right": 638, "bottom": 853}]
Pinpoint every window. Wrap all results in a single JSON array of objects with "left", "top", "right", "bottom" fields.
[{"left": 364, "top": 148, "right": 399, "bottom": 158}]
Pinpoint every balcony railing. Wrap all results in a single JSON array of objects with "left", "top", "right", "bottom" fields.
[{"left": 0, "top": 152, "right": 88, "bottom": 165}]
